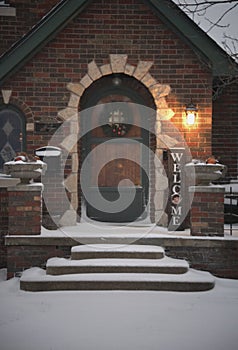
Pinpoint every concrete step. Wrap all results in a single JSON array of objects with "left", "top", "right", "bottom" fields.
[
  {"left": 20, "top": 267, "right": 215, "bottom": 292},
  {"left": 71, "top": 244, "right": 165, "bottom": 260},
  {"left": 46, "top": 256, "right": 189, "bottom": 275}
]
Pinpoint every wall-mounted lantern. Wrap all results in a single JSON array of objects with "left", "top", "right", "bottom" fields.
[{"left": 185, "top": 102, "right": 198, "bottom": 126}]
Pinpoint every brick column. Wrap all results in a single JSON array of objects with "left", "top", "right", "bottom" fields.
[
  {"left": 189, "top": 186, "right": 225, "bottom": 236},
  {"left": 0, "top": 177, "right": 20, "bottom": 268},
  {"left": 8, "top": 184, "right": 43, "bottom": 235},
  {"left": 0, "top": 188, "right": 8, "bottom": 267}
]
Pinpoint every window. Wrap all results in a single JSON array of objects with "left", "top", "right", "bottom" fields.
[{"left": 0, "top": 106, "right": 26, "bottom": 170}]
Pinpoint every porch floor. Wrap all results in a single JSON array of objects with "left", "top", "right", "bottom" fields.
[
  {"left": 5, "top": 221, "right": 238, "bottom": 244},
  {"left": 39, "top": 221, "right": 238, "bottom": 239}
]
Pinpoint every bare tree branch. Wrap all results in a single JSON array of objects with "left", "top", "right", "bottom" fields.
[
  {"left": 222, "top": 33, "right": 238, "bottom": 58},
  {"left": 175, "top": 1, "right": 238, "bottom": 59},
  {"left": 205, "top": 3, "right": 237, "bottom": 32},
  {"left": 175, "top": 0, "right": 238, "bottom": 95}
]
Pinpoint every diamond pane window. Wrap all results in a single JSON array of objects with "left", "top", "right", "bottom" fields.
[{"left": 0, "top": 107, "right": 26, "bottom": 169}]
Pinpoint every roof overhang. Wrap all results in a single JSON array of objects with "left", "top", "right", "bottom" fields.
[
  {"left": 0, "top": 0, "right": 237, "bottom": 86},
  {"left": 0, "top": 0, "right": 91, "bottom": 85}
]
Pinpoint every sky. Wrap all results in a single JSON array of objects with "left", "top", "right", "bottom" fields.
[{"left": 173, "top": 0, "right": 238, "bottom": 58}]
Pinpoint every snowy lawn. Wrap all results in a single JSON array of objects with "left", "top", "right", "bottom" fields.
[{"left": 0, "top": 269, "right": 238, "bottom": 350}]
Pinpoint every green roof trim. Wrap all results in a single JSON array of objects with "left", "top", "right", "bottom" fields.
[
  {"left": 0, "top": 0, "right": 237, "bottom": 85},
  {"left": 0, "top": 0, "right": 90, "bottom": 84}
]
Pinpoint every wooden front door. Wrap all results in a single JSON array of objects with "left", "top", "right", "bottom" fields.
[{"left": 80, "top": 76, "right": 152, "bottom": 223}]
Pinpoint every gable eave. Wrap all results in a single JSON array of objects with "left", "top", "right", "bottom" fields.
[
  {"left": 0, "top": 0, "right": 91, "bottom": 86},
  {"left": 0, "top": 0, "right": 237, "bottom": 86}
]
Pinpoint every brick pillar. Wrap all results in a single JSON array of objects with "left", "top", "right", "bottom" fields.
[
  {"left": 8, "top": 184, "right": 43, "bottom": 235},
  {"left": 0, "top": 177, "right": 20, "bottom": 268},
  {"left": 0, "top": 188, "right": 8, "bottom": 267},
  {"left": 189, "top": 186, "right": 225, "bottom": 236}
]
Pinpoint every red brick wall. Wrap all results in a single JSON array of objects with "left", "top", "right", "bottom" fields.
[
  {"left": 212, "top": 80, "right": 238, "bottom": 178},
  {"left": 0, "top": 188, "right": 8, "bottom": 267},
  {"left": 165, "top": 239, "right": 238, "bottom": 279},
  {"left": 8, "top": 188, "right": 42, "bottom": 235},
  {"left": 1, "top": 0, "right": 213, "bottom": 160},
  {"left": 190, "top": 189, "right": 224, "bottom": 236},
  {"left": 6, "top": 239, "right": 238, "bottom": 279},
  {"left": 7, "top": 245, "right": 71, "bottom": 279}
]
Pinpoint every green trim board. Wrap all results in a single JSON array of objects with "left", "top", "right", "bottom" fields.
[
  {"left": 0, "top": 0, "right": 237, "bottom": 85},
  {"left": 0, "top": 0, "right": 91, "bottom": 84}
]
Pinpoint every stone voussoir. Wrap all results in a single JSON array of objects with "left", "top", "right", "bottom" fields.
[
  {"left": 110, "top": 54, "right": 128, "bottom": 73},
  {"left": 87, "top": 60, "right": 102, "bottom": 80}
]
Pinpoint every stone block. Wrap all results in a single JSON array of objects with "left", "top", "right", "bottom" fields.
[
  {"left": 59, "top": 209, "right": 77, "bottom": 226},
  {"left": 68, "top": 93, "right": 80, "bottom": 108},
  {"left": 71, "top": 153, "right": 79, "bottom": 173},
  {"left": 151, "top": 84, "right": 171, "bottom": 98},
  {"left": 155, "top": 97, "right": 168, "bottom": 109},
  {"left": 100, "top": 64, "right": 112, "bottom": 76},
  {"left": 133, "top": 61, "right": 153, "bottom": 80},
  {"left": 70, "top": 192, "right": 78, "bottom": 210},
  {"left": 1, "top": 89, "right": 12, "bottom": 104},
  {"left": 88, "top": 60, "right": 102, "bottom": 80},
  {"left": 80, "top": 74, "right": 93, "bottom": 88},
  {"left": 141, "top": 73, "right": 157, "bottom": 88},
  {"left": 110, "top": 54, "right": 128, "bottom": 73},
  {"left": 60, "top": 134, "right": 78, "bottom": 152},
  {"left": 64, "top": 173, "right": 78, "bottom": 193},
  {"left": 156, "top": 108, "right": 175, "bottom": 121},
  {"left": 58, "top": 107, "right": 78, "bottom": 121},
  {"left": 66, "top": 83, "right": 85, "bottom": 97},
  {"left": 124, "top": 64, "right": 135, "bottom": 76}
]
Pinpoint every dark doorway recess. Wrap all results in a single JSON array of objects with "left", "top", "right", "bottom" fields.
[{"left": 79, "top": 74, "right": 155, "bottom": 222}]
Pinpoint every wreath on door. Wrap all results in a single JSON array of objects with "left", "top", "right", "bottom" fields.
[{"left": 100, "top": 104, "right": 132, "bottom": 137}]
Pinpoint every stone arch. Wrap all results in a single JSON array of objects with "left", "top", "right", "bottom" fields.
[
  {"left": 0, "top": 108, "right": 26, "bottom": 170},
  {"left": 57, "top": 54, "right": 177, "bottom": 225},
  {"left": 0, "top": 90, "right": 36, "bottom": 168},
  {"left": 0, "top": 89, "right": 35, "bottom": 125}
]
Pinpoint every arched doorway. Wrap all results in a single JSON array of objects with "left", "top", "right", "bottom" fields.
[
  {"left": 79, "top": 74, "right": 155, "bottom": 222},
  {"left": 0, "top": 105, "right": 26, "bottom": 170}
]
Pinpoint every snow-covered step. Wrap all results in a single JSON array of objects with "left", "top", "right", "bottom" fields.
[
  {"left": 71, "top": 244, "right": 165, "bottom": 260},
  {"left": 20, "top": 267, "right": 215, "bottom": 292},
  {"left": 46, "top": 256, "right": 189, "bottom": 275}
]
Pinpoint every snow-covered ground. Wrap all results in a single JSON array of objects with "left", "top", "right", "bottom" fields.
[{"left": 0, "top": 269, "right": 238, "bottom": 350}]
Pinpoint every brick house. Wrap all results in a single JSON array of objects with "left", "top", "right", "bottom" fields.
[{"left": 0, "top": 0, "right": 238, "bottom": 278}]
